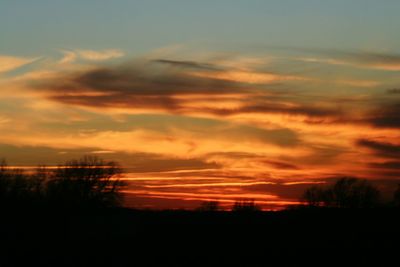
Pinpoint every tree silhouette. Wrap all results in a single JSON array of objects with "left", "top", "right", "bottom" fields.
[
  {"left": 231, "top": 199, "right": 261, "bottom": 212},
  {"left": 331, "top": 178, "right": 380, "bottom": 208},
  {"left": 0, "top": 160, "right": 46, "bottom": 208},
  {"left": 302, "top": 185, "right": 325, "bottom": 207},
  {"left": 0, "top": 156, "right": 125, "bottom": 210},
  {"left": 197, "top": 201, "right": 220, "bottom": 212},
  {"left": 302, "top": 178, "right": 380, "bottom": 208},
  {"left": 47, "top": 156, "right": 125, "bottom": 209}
]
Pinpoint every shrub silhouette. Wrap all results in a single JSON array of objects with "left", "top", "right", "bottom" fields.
[
  {"left": 197, "top": 201, "right": 220, "bottom": 212},
  {"left": 0, "top": 156, "right": 125, "bottom": 210},
  {"left": 302, "top": 178, "right": 380, "bottom": 208},
  {"left": 0, "top": 160, "right": 46, "bottom": 208},
  {"left": 231, "top": 199, "right": 261, "bottom": 212}
]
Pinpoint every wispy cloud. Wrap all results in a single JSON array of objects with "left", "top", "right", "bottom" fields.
[
  {"left": 59, "top": 49, "right": 124, "bottom": 64},
  {"left": 356, "top": 138, "right": 400, "bottom": 158},
  {"left": 0, "top": 55, "right": 38, "bottom": 73},
  {"left": 298, "top": 49, "right": 400, "bottom": 71},
  {"left": 153, "top": 59, "right": 221, "bottom": 71},
  {"left": 77, "top": 49, "right": 124, "bottom": 61}
]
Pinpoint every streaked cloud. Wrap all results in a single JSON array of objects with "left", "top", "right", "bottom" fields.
[
  {"left": 356, "top": 138, "right": 400, "bottom": 158},
  {"left": 59, "top": 49, "right": 124, "bottom": 64},
  {"left": 153, "top": 59, "right": 221, "bottom": 71},
  {"left": 0, "top": 55, "right": 38, "bottom": 73},
  {"left": 31, "top": 57, "right": 344, "bottom": 124},
  {"left": 277, "top": 46, "right": 400, "bottom": 71},
  {"left": 77, "top": 49, "right": 124, "bottom": 61}
]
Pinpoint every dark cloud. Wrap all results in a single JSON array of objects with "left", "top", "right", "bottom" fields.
[
  {"left": 40, "top": 64, "right": 249, "bottom": 96},
  {"left": 386, "top": 88, "right": 400, "bottom": 94},
  {"left": 356, "top": 139, "right": 400, "bottom": 158},
  {"left": 152, "top": 59, "right": 221, "bottom": 71},
  {"left": 50, "top": 94, "right": 181, "bottom": 111},
  {"left": 262, "top": 159, "right": 300, "bottom": 170},
  {"left": 365, "top": 103, "right": 400, "bottom": 128},
  {"left": 198, "top": 103, "right": 340, "bottom": 118},
  {"left": 31, "top": 59, "right": 344, "bottom": 120},
  {"left": 33, "top": 62, "right": 248, "bottom": 114},
  {"left": 368, "top": 161, "right": 400, "bottom": 170}
]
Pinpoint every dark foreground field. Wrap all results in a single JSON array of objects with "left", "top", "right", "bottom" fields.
[{"left": 1, "top": 208, "right": 399, "bottom": 267}]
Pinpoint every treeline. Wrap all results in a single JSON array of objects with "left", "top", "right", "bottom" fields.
[
  {"left": 302, "top": 177, "right": 400, "bottom": 209},
  {"left": 197, "top": 178, "right": 400, "bottom": 212},
  {"left": 0, "top": 156, "right": 125, "bottom": 210},
  {"left": 1, "top": 156, "right": 400, "bottom": 211},
  {"left": 197, "top": 199, "right": 262, "bottom": 212}
]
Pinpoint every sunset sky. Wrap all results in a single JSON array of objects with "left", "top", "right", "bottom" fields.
[{"left": 1, "top": 0, "right": 400, "bottom": 209}]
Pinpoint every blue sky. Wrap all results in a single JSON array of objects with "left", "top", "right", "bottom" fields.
[{"left": 1, "top": 0, "right": 400, "bottom": 56}]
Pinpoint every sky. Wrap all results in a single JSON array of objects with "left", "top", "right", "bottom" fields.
[{"left": 1, "top": 1, "right": 400, "bottom": 209}]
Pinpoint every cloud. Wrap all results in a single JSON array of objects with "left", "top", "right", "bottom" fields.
[
  {"left": 0, "top": 55, "right": 38, "bottom": 73},
  {"left": 77, "top": 49, "right": 124, "bottom": 61},
  {"left": 59, "top": 49, "right": 124, "bottom": 64},
  {"left": 356, "top": 138, "right": 400, "bottom": 158},
  {"left": 214, "top": 125, "right": 299, "bottom": 147},
  {"left": 366, "top": 103, "right": 400, "bottom": 128},
  {"left": 59, "top": 50, "right": 77, "bottom": 64},
  {"left": 153, "top": 59, "right": 220, "bottom": 71},
  {"left": 31, "top": 58, "right": 342, "bottom": 121},
  {"left": 127, "top": 156, "right": 220, "bottom": 173},
  {"left": 262, "top": 159, "right": 300, "bottom": 170},
  {"left": 368, "top": 161, "right": 400, "bottom": 170},
  {"left": 199, "top": 102, "right": 340, "bottom": 118},
  {"left": 190, "top": 69, "right": 305, "bottom": 84},
  {"left": 274, "top": 46, "right": 400, "bottom": 71},
  {"left": 44, "top": 63, "right": 247, "bottom": 95},
  {"left": 387, "top": 88, "right": 400, "bottom": 94},
  {"left": 348, "top": 51, "right": 400, "bottom": 71}
]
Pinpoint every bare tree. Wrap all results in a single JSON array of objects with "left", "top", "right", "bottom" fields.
[{"left": 47, "top": 156, "right": 125, "bottom": 209}]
